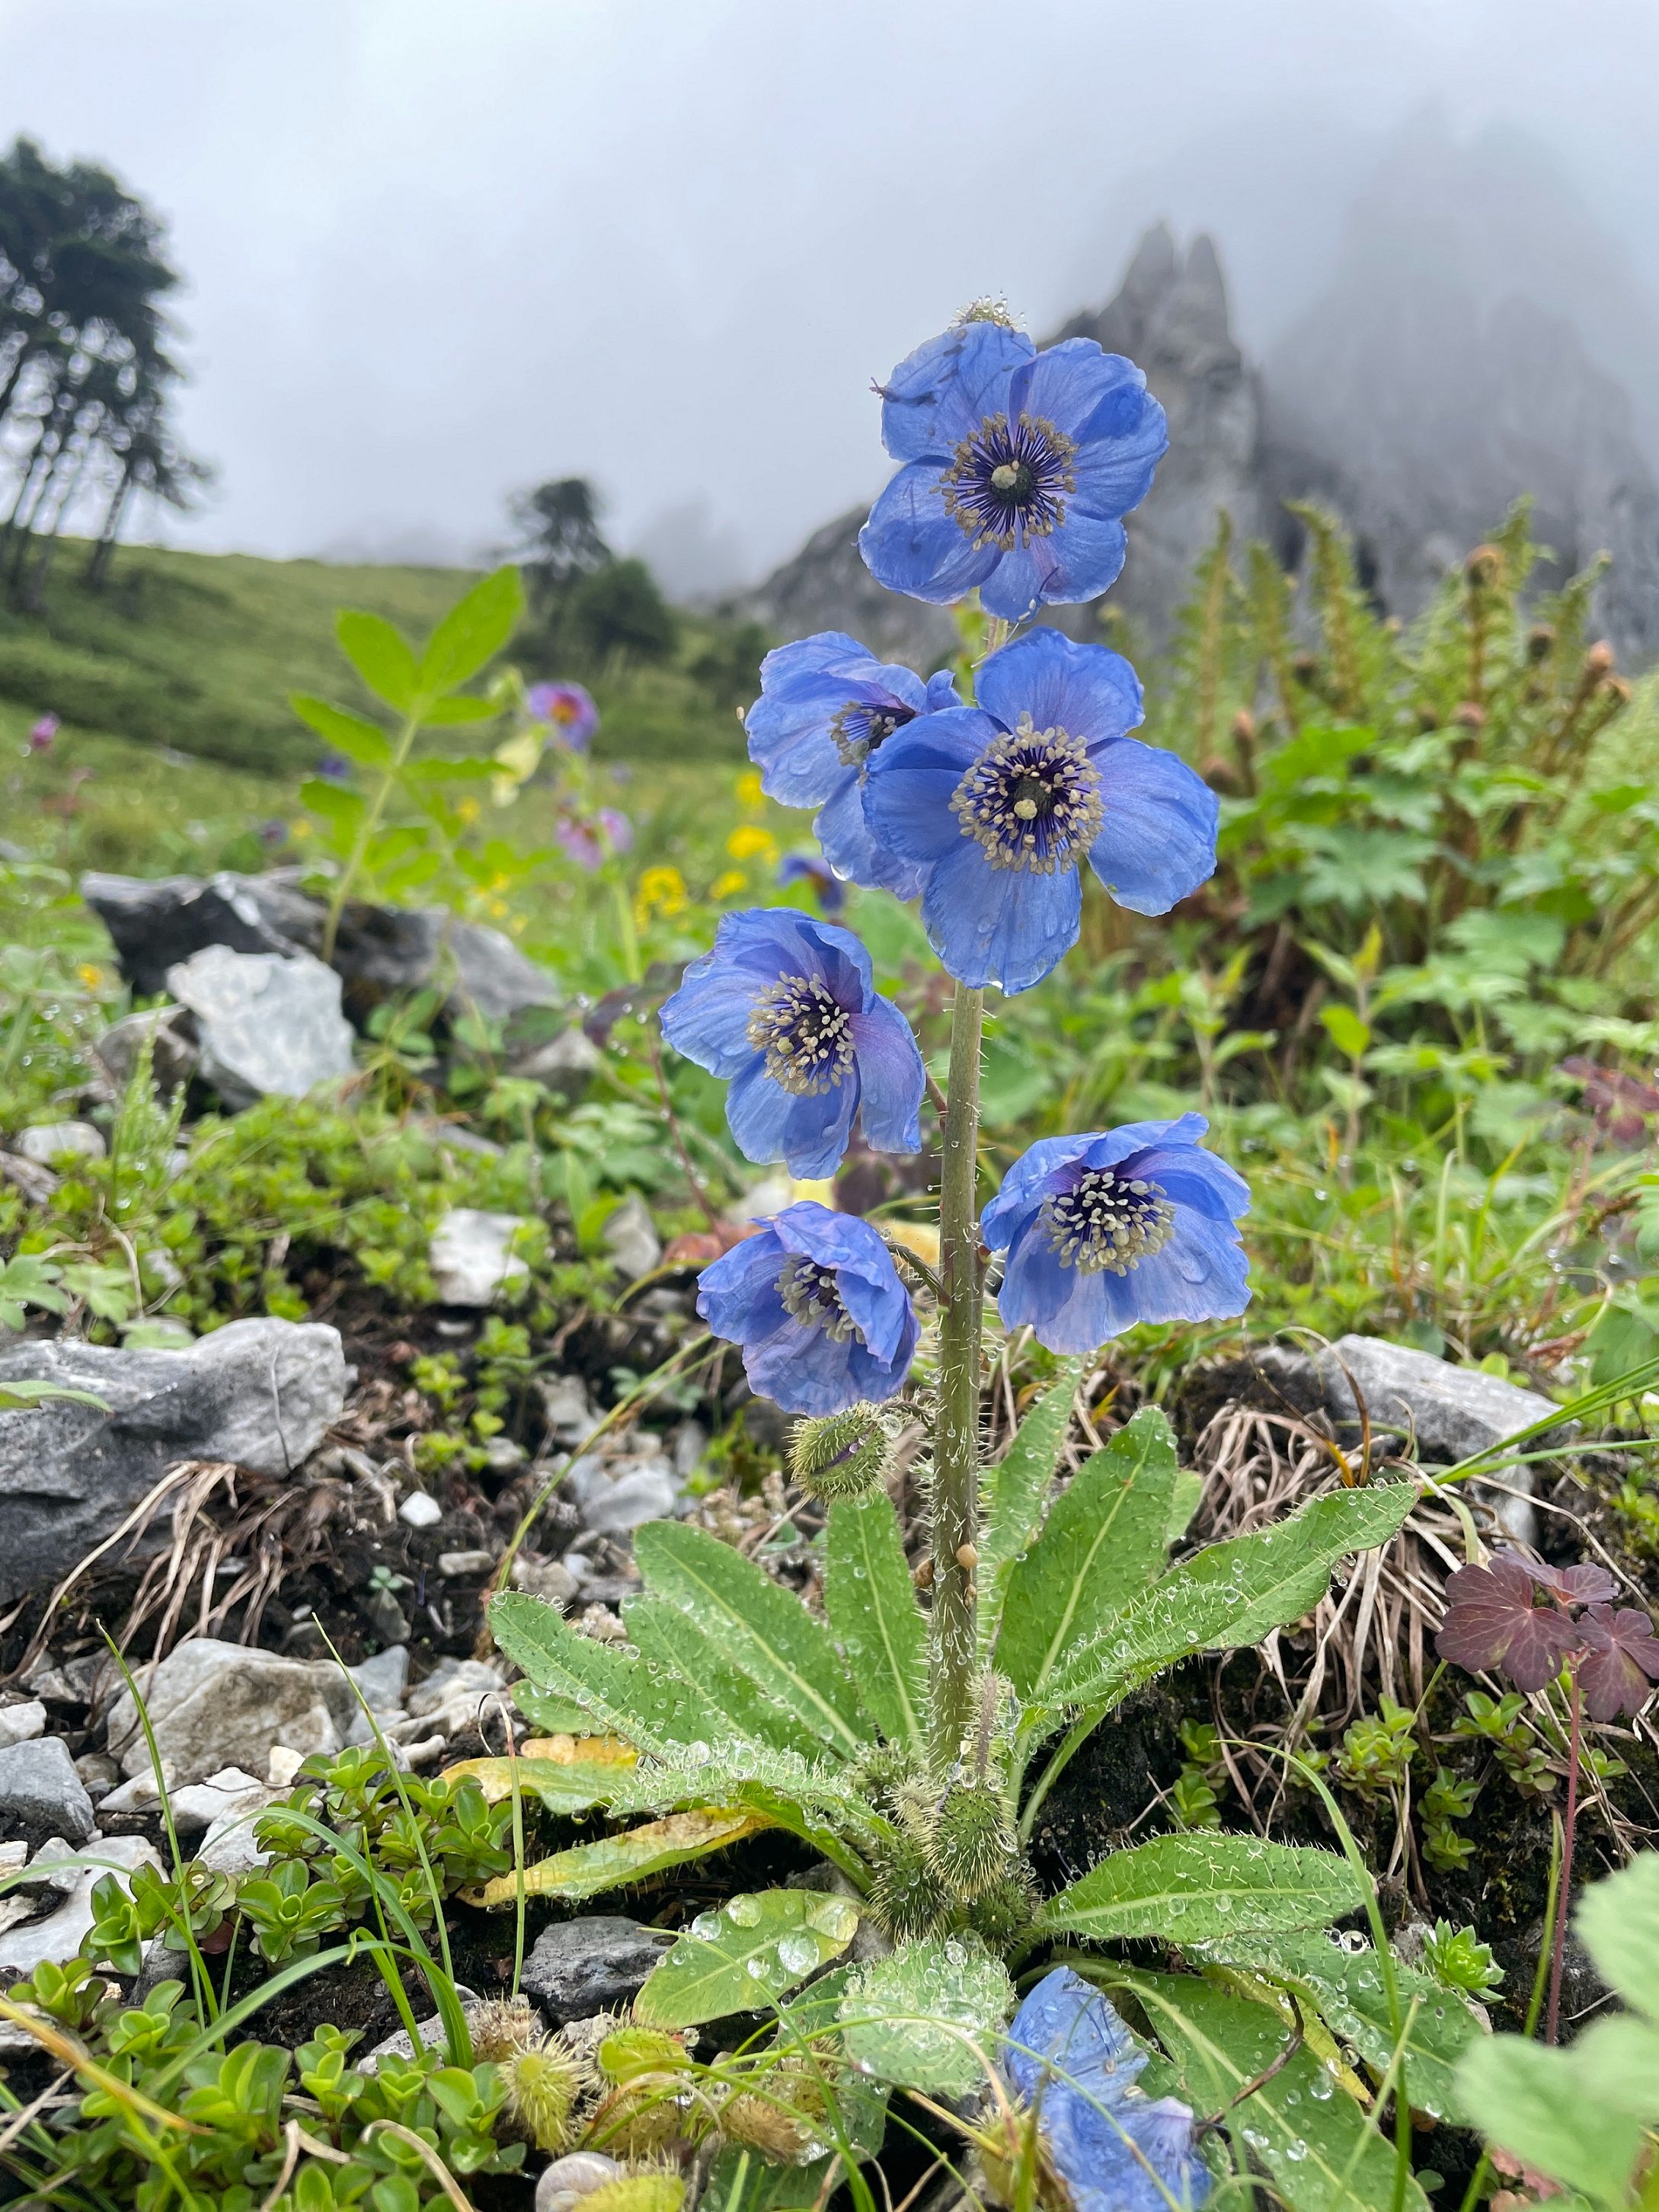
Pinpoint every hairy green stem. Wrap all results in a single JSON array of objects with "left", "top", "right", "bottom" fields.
[{"left": 930, "top": 980, "right": 985, "bottom": 1767}]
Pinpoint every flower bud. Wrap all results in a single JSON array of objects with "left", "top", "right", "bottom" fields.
[
  {"left": 506, "top": 2036, "right": 589, "bottom": 2153},
  {"left": 789, "top": 1405, "right": 894, "bottom": 1501},
  {"left": 1452, "top": 702, "right": 1486, "bottom": 730},
  {"left": 1586, "top": 639, "right": 1615, "bottom": 678},
  {"left": 1465, "top": 543, "right": 1501, "bottom": 584},
  {"left": 929, "top": 1781, "right": 1016, "bottom": 1900}
]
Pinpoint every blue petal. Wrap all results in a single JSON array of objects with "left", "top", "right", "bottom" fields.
[
  {"left": 711, "top": 906, "right": 843, "bottom": 986},
  {"left": 746, "top": 1320, "right": 865, "bottom": 1415},
  {"left": 849, "top": 999, "right": 925, "bottom": 1157},
  {"left": 1009, "top": 343, "right": 1154, "bottom": 453},
  {"left": 796, "top": 914, "right": 877, "bottom": 1002},
  {"left": 1079, "top": 1114, "right": 1211, "bottom": 1172},
  {"left": 980, "top": 544, "right": 1055, "bottom": 622},
  {"left": 815, "top": 769, "right": 929, "bottom": 900},
  {"left": 1069, "top": 392, "right": 1171, "bottom": 518},
  {"left": 878, "top": 321, "right": 1034, "bottom": 462},
  {"left": 981, "top": 1133, "right": 1097, "bottom": 1248},
  {"left": 697, "top": 1229, "right": 786, "bottom": 1344},
  {"left": 975, "top": 631, "right": 1144, "bottom": 750},
  {"left": 924, "top": 670, "right": 963, "bottom": 711},
  {"left": 746, "top": 635, "right": 935, "bottom": 804},
  {"left": 1113, "top": 1209, "right": 1251, "bottom": 1325},
  {"left": 864, "top": 710, "right": 989, "bottom": 864},
  {"left": 660, "top": 959, "right": 763, "bottom": 1076},
  {"left": 724, "top": 1058, "right": 801, "bottom": 1165},
  {"left": 1005, "top": 1971, "right": 1148, "bottom": 2105},
  {"left": 1087, "top": 740, "right": 1219, "bottom": 914},
  {"left": 1020, "top": 511, "right": 1129, "bottom": 605},
  {"left": 997, "top": 1214, "right": 1138, "bottom": 1351},
  {"left": 846, "top": 1303, "right": 919, "bottom": 1401},
  {"left": 860, "top": 463, "right": 1001, "bottom": 605},
  {"left": 920, "top": 840, "right": 1081, "bottom": 994},
  {"left": 1121, "top": 1142, "right": 1251, "bottom": 1222}
]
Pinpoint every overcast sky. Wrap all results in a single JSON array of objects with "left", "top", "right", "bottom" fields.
[{"left": 3, "top": 0, "right": 1657, "bottom": 587}]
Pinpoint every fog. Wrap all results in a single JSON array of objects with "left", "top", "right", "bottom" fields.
[{"left": 3, "top": 0, "right": 1657, "bottom": 590}]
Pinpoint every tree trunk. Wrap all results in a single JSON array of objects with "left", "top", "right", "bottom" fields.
[{"left": 85, "top": 463, "right": 134, "bottom": 590}]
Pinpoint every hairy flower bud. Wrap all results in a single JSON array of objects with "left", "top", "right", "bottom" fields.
[
  {"left": 868, "top": 1825, "right": 954, "bottom": 1942},
  {"left": 789, "top": 1405, "right": 894, "bottom": 1501},
  {"left": 929, "top": 1781, "right": 1016, "bottom": 1899},
  {"left": 505, "top": 2035, "right": 589, "bottom": 2153}
]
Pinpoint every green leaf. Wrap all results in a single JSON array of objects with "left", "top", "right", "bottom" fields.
[
  {"left": 289, "top": 693, "right": 394, "bottom": 769},
  {"left": 0, "top": 1254, "right": 68, "bottom": 1331},
  {"left": 632, "top": 1523, "right": 865, "bottom": 1758},
  {"left": 996, "top": 1409, "right": 1178, "bottom": 1698},
  {"left": 824, "top": 1493, "right": 927, "bottom": 1753},
  {"left": 336, "top": 608, "right": 422, "bottom": 712},
  {"left": 1568, "top": 2015, "right": 1659, "bottom": 2121},
  {"left": 624, "top": 1593, "right": 826, "bottom": 1759},
  {"left": 1319, "top": 1002, "right": 1371, "bottom": 1057},
  {"left": 1040, "top": 1835, "right": 1367, "bottom": 1946},
  {"left": 633, "top": 1888, "right": 859, "bottom": 2028},
  {"left": 442, "top": 1734, "right": 637, "bottom": 1812},
  {"left": 839, "top": 1937, "right": 1013, "bottom": 2096},
  {"left": 1455, "top": 2035, "right": 1648, "bottom": 2208},
  {"left": 423, "top": 693, "right": 502, "bottom": 726},
  {"left": 1575, "top": 1848, "right": 1659, "bottom": 2018},
  {"left": 1047, "top": 1481, "right": 1415, "bottom": 1712},
  {"left": 1166, "top": 1468, "right": 1203, "bottom": 1549},
  {"left": 1202, "top": 1929, "right": 1482, "bottom": 2120},
  {"left": 1133, "top": 1971, "right": 1427, "bottom": 2212},
  {"left": 418, "top": 566, "right": 523, "bottom": 694},
  {"left": 299, "top": 778, "right": 367, "bottom": 832},
  {"left": 0, "top": 1379, "right": 107, "bottom": 1413},
  {"left": 977, "top": 1359, "right": 1084, "bottom": 1660},
  {"left": 489, "top": 1589, "right": 726, "bottom": 1755},
  {"left": 474, "top": 1808, "right": 772, "bottom": 1907}
]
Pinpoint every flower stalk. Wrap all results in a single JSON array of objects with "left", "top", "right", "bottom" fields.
[{"left": 930, "top": 976, "right": 985, "bottom": 1766}]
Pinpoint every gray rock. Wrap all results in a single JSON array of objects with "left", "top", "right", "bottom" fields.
[
  {"left": 349, "top": 1645, "right": 410, "bottom": 1714},
  {"left": 511, "top": 1025, "right": 603, "bottom": 1101},
  {"left": 519, "top": 1915, "right": 675, "bottom": 2022},
  {"left": 104, "top": 1638, "right": 360, "bottom": 1786},
  {"left": 0, "top": 1738, "right": 97, "bottom": 1852},
  {"left": 0, "top": 1702, "right": 46, "bottom": 1750},
  {"left": 602, "top": 1194, "right": 661, "bottom": 1282},
  {"left": 167, "top": 945, "right": 354, "bottom": 1108},
  {"left": 360, "top": 1988, "right": 489, "bottom": 2070},
  {"left": 404, "top": 1657, "right": 506, "bottom": 1735},
  {"left": 82, "top": 869, "right": 311, "bottom": 996},
  {"left": 398, "top": 1490, "right": 443, "bottom": 1530},
  {"left": 93, "top": 1005, "right": 200, "bottom": 1096},
  {"left": 510, "top": 1555, "right": 579, "bottom": 1607},
  {"left": 429, "top": 1207, "right": 531, "bottom": 1306},
  {"left": 0, "top": 1319, "right": 349, "bottom": 1605},
  {"left": 0, "top": 1834, "right": 160, "bottom": 1983},
  {"left": 14, "top": 1120, "right": 105, "bottom": 1165},
  {"left": 1247, "top": 1334, "right": 1563, "bottom": 1543},
  {"left": 437, "top": 1549, "right": 496, "bottom": 1578},
  {"left": 540, "top": 1373, "right": 599, "bottom": 1448},
  {"left": 573, "top": 1457, "right": 677, "bottom": 1536}
]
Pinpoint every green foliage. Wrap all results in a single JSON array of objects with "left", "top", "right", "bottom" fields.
[
  {"left": 1038, "top": 1833, "right": 1368, "bottom": 1945},
  {"left": 839, "top": 1937, "right": 1013, "bottom": 2096},
  {"left": 633, "top": 1890, "right": 860, "bottom": 2028}
]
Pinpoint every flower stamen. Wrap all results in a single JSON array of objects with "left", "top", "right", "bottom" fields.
[
  {"left": 941, "top": 413, "right": 1078, "bottom": 549},
  {"left": 1041, "top": 1167, "right": 1175, "bottom": 1276},
  {"left": 746, "top": 973, "right": 856, "bottom": 1095},
  {"left": 950, "top": 718, "right": 1104, "bottom": 874},
  {"left": 777, "top": 1256, "right": 862, "bottom": 1341},
  {"left": 831, "top": 701, "right": 913, "bottom": 772}
]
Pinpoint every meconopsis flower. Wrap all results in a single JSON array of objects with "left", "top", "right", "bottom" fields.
[
  {"left": 526, "top": 680, "right": 599, "bottom": 750},
  {"left": 983, "top": 1114, "right": 1249, "bottom": 1354},
  {"left": 660, "top": 908, "right": 924, "bottom": 1181},
  {"left": 1001, "top": 1970, "right": 1210, "bottom": 2212},
  {"left": 745, "top": 632, "right": 959, "bottom": 897},
  {"left": 864, "top": 627, "right": 1216, "bottom": 994},
  {"left": 858, "top": 318, "right": 1168, "bottom": 621},
  {"left": 697, "top": 1202, "right": 918, "bottom": 1414}
]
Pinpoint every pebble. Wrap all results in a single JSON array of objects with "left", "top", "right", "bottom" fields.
[
  {"left": 14, "top": 1120, "right": 106, "bottom": 1165},
  {"left": 0, "top": 1737, "right": 96, "bottom": 1851},
  {"left": 398, "top": 1491, "right": 443, "bottom": 1530},
  {"left": 436, "top": 1549, "right": 496, "bottom": 1577},
  {"left": 0, "top": 1702, "right": 46, "bottom": 1749}
]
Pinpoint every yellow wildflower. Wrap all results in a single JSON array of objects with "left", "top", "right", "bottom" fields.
[
  {"left": 735, "top": 768, "right": 765, "bottom": 813},
  {"left": 456, "top": 795, "right": 481, "bottom": 826},
  {"left": 75, "top": 964, "right": 104, "bottom": 991},
  {"left": 710, "top": 869, "right": 748, "bottom": 900},
  {"left": 635, "top": 864, "right": 689, "bottom": 928},
  {"left": 726, "top": 824, "right": 778, "bottom": 864}
]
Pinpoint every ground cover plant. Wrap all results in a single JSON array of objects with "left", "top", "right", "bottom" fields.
[{"left": 0, "top": 305, "right": 1657, "bottom": 2212}]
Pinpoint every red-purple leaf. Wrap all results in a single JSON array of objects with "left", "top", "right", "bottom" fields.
[
  {"left": 1437, "top": 1557, "right": 1581, "bottom": 1692},
  {"left": 1577, "top": 1605, "right": 1659, "bottom": 1722},
  {"left": 1515, "top": 1554, "right": 1619, "bottom": 1609}
]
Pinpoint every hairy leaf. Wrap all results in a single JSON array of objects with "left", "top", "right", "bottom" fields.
[
  {"left": 442, "top": 1733, "right": 635, "bottom": 1809},
  {"left": 418, "top": 564, "right": 523, "bottom": 694},
  {"left": 839, "top": 1937, "right": 1013, "bottom": 2096},
  {"left": 633, "top": 1523, "right": 865, "bottom": 1757},
  {"left": 336, "top": 608, "right": 421, "bottom": 712},
  {"left": 490, "top": 1589, "right": 727, "bottom": 1754},
  {"left": 1040, "top": 1835, "right": 1366, "bottom": 1946},
  {"left": 977, "top": 1359, "right": 1085, "bottom": 1661},
  {"left": 824, "top": 1493, "right": 927, "bottom": 1752},
  {"left": 1133, "top": 1971, "right": 1427, "bottom": 2212},
  {"left": 472, "top": 1808, "right": 771, "bottom": 1907},
  {"left": 997, "top": 1410, "right": 1178, "bottom": 1697},
  {"left": 289, "top": 693, "right": 393, "bottom": 769},
  {"left": 633, "top": 1888, "right": 859, "bottom": 2028},
  {"left": 624, "top": 1593, "right": 828, "bottom": 1758}
]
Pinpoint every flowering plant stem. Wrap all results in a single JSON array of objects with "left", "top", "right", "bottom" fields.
[
  {"left": 321, "top": 705, "right": 422, "bottom": 964},
  {"left": 1545, "top": 1670, "right": 1583, "bottom": 2044},
  {"left": 930, "top": 977, "right": 985, "bottom": 1766}
]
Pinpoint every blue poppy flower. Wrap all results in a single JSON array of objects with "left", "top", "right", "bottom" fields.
[
  {"left": 776, "top": 852, "right": 848, "bottom": 915},
  {"left": 864, "top": 627, "right": 1216, "bottom": 994},
  {"left": 1003, "top": 1969, "right": 1210, "bottom": 2212},
  {"left": 983, "top": 1114, "right": 1249, "bottom": 1354},
  {"left": 697, "top": 1201, "right": 918, "bottom": 1414},
  {"left": 660, "top": 907, "right": 924, "bottom": 1181},
  {"left": 858, "top": 321, "right": 1168, "bottom": 622},
  {"left": 746, "top": 632, "right": 960, "bottom": 897}
]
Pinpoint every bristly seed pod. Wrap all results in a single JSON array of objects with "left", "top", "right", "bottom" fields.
[
  {"left": 789, "top": 1404, "right": 894, "bottom": 1501},
  {"left": 868, "top": 1825, "right": 954, "bottom": 1942},
  {"left": 929, "top": 1780, "right": 1016, "bottom": 1900},
  {"left": 504, "top": 2035, "right": 588, "bottom": 2153}
]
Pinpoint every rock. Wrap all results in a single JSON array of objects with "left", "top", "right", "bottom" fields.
[
  {"left": 602, "top": 1194, "right": 661, "bottom": 1282},
  {"left": 519, "top": 1915, "right": 675, "bottom": 2023},
  {"left": 101, "top": 1764, "right": 272, "bottom": 1833},
  {"left": 570, "top": 1454, "right": 677, "bottom": 1536},
  {"left": 359, "top": 1988, "right": 487, "bottom": 2070},
  {"left": 0, "top": 1151, "right": 59, "bottom": 1205},
  {"left": 510, "top": 1555, "right": 579, "bottom": 1607},
  {"left": 0, "top": 1834, "right": 160, "bottom": 1983},
  {"left": 349, "top": 1645, "right": 410, "bottom": 1713},
  {"left": 0, "top": 1319, "right": 350, "bottom": 1605},
  {"left": 81, "top": 868, "right": 561, "bottom": 1028},
  {"left": 1243, "top": 1335, "right": 1562, "bottom": 1543},
  {"left": 398, "top": 1490, "right": 443, "bottom": 1530},
  {"left": 404, "top": 1657, "right": 506, "bottom": 1737},
  {"left": 429, "top": 1207, "right": 531, "bottom": 1306},
  {"left": 540, "top": 1374, "right": 599, "bottom": 1448},
  {"left": 166, "top": 945, "right": 354, "bottom": 1108},
  {"left": 14, "top": 1120, "right": 105, "bottom": 1165},
  {"left": 359, "top": 1585, "right": 411, "bottom": 1645},
  {"left": 0, "top": 1702, "right": 46, "bottom": 1750},
  {"left": 75, "top": 1753, "right": 120, "bottom": 1798},
  {"left": 0, "top": 1739, "right": 97, "bottom": 1852},
  {"left": 92, "top": 1005, "right": 200, "bottom": 1096},
  {"left": 511, "top": 1025, "right": 603, "bottom": 1101},
  {"left": 437, "top": 1549, "right": 496, "bottom": 1578},
  {"left": 104, "top": 1639, "right": 360, "bottom": 1786}
]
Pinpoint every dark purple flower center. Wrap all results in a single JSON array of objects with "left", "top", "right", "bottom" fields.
[
  {"left": 951, "top": 718, "right": 1104, "bottom": 874},
  {"left": 941, "top": 412, "right": 1079, "bottom": 549},
  {"left": 746, "top": 973, "right": 855, "bottom": 1096},
  {"left": 831, "top": 700, "right": 914, "bottom": 772},
  {"left": 1042, "top": 1166, "right": 1175, "bottom": 1275},
  {"left": 776, "top": 1255, "right": 861, "bottom": 1342}
]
